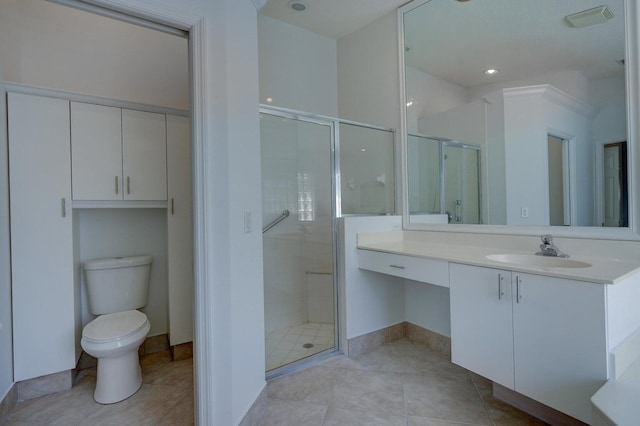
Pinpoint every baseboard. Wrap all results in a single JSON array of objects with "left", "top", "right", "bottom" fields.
[
  {"left": 139, "top": 333, "right": 170, "bottom": 356},
  {"left": 347, "top": 322, "right": 406, "bottom": 358},
  {"left": 406, "top": 322, "right": 451, "bottom": 358},
  {"left": 347, "top": 322, "right": 450, "bottom": 358},
  {"left": 15, "top": 369, "right": 74, "bottom": 402},
  {"left": 171, "top": 342, "right": 193, "bottom": 361}
]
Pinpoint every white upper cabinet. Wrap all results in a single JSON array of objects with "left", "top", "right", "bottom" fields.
[
  {"left": 71, "top": 102, "right": 122, "bottom": 200},
  {"left": 122, "top": 109, "right": 167, "bottom": 201},
  {"left": 70, "top": 103, "right": 167, "bottom": 201}
]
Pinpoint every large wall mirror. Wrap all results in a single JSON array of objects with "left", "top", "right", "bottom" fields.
[{"left": 399, "top": 0, "right": 640, "bottom": 237}]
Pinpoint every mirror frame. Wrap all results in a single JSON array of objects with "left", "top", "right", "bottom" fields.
[{"left": 398, "top": 0, "right": 640, "bottom": 240}]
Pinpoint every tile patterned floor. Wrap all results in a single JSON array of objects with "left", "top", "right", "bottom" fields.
[
  {"left": 6, "top": 338, "right": 548, "bottom": 426},
  {"left": 260, "top": 338, "right": 549, "bottom": 426},
  {"left": 266, "top": 322, "right": 335, "bottom": 371},
  {"left": 5, "top": 351, "right": 193, "bottom": 426}
]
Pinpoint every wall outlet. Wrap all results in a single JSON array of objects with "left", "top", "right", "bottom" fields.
[{"left": 521, "top": 207, "right": 529, "bottom": 218}]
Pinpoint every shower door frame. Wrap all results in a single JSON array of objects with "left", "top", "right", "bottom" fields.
[{"left": 260, "top": 106, "right": 341, "bottom": 379}]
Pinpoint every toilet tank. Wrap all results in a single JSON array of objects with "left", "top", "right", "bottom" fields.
[{"left": 84, "top": 255, "right": 153, "bottom": 315}]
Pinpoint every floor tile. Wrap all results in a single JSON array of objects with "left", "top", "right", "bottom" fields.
[
  {"left": 404, "top": 371, "right": 492, "bottom": 425},
  {"left": 330, "top": 368, "right": 405, "bottom": 416},
  {"left": 323, "top": 406, "right": 406, "bottom": 426},
  {"left": 267, "top": 365, "right": 339, "bottom": 405},
  {"left": 257, "top": 399, "right": 327, "bottom": 426}
]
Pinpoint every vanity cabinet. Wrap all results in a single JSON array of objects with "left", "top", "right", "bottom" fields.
[
  {"left": 450, "top": 263, "right": 608, "bottom": 423},
  {"left": 8, "top": 93, "right": 76, "bottom": 381},
  {"left": 71, "top": 102, "right": 167, "bottom": 201}
]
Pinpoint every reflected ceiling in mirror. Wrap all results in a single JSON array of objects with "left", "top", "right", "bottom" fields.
[{"left": 402, "top": 0, "right": 628, "bottom": 228}]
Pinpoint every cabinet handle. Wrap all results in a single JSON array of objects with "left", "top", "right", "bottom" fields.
[
  {"left": 498, "top": 273, "right": 505, "bottom": 300},
  {"left": 389, "top": 264, "right": 405, "bottom": 270},
  {"left": 516, "top": 276, "right": 523, "bottom": 303},
  {"left": 127, "top": 176, "right": 131, "bottom": 194},
  {"left": 171, "top": 197, "right": 175, "bottom": 215},
  {"left": 115, "top": 176, "right": 119, "bottom": 194},
  {"left": 61, "top": 198, "right": 66, "bottom": 218}
]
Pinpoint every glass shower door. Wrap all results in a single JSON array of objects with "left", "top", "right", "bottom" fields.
[
  {"left": 444, "top": 144, "right": 481, "bottom": 224},
  {"left": 260, "top": 112, "right": 336, "bottom": 374}
]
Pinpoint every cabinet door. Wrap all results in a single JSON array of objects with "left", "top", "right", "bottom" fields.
[
  {"left": 513, "top": 273, "right": 607, "bottom": 424},
  {"left": 71, "top": 102, "right": 123, "bottom": 200},
  {"left": 166, "top": 115, "right": 193, "bottom": 346},
  {"left": 122, "top": 109, "right": 167, "bottom": 200},
  {"left": 450, "top": 263, "right": 515, "bottom": 389},
  {"left": 8, "top": 93, "right": 75, "bottom": 381}
]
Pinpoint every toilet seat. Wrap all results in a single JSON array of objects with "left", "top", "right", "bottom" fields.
[{"left": 83, "top": 310, "right": 148, "bottom": 344}]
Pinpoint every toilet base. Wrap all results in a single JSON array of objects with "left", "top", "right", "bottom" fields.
[{"left": 94, "top": 350, "right": 143, "bottom": 404}]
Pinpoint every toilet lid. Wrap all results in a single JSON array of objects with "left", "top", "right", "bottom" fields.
[{"left": 83, "top": 310, "right": 148, "bottom": 343}]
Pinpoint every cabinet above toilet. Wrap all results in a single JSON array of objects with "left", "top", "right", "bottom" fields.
[{"left": 71, "top": 102, "right": 167, "bottom": 202}]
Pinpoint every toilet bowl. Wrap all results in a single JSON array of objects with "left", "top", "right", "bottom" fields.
[
  {"left": 81, "top": 255, "right": 153, "bottom": 404},
  {"left": 81, "top": 310, "right": 151, "bottom": 404}
]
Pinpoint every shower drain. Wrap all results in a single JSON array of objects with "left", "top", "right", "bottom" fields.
[{"left": 302, "top": 343, "right": 314, "bottom": 349}]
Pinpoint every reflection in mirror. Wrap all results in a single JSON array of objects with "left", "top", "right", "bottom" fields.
[
  {"left": 402, "top": 0, "right": 628, "bottom": 227},
  {"left": 408, "top": 135, "right": 481, "bottom": 224}
]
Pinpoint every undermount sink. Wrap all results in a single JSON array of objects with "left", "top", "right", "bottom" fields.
[{"left": 486, "top": 254, "right": 591, "bottom": 269}]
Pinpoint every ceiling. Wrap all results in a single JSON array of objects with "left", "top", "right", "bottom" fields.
[
  {"left": 260, "top": 0, "right": 409, "bottom": 40},
  {"left": 403, "top": 0, "right": 625, "bottom": 88},
  {"left": 261, "top": 0, "right": 625, "bottom": 90}
]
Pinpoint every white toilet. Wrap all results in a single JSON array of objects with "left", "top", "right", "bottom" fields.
[{"left": 81, "top": 255, "right": 153, "bottom": 404}]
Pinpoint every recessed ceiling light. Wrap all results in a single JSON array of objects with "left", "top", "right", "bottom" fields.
[
  {"left": 288, "top": 0, "right": 307, "bottom": 11},
  {"left": 483, "top": 68, "right": 499, "bottom": 76}
]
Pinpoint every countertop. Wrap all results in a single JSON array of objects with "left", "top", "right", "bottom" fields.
[
  {"left": 357, "top": 239, "right": 640, "bottom": 284},
  {"left": 591, "top": 356, "right": 640, "bottom": 425}
]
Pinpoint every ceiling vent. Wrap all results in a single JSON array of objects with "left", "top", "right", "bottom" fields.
[{"left": 566, "top": 5, "right": 614, "bottom": 28}]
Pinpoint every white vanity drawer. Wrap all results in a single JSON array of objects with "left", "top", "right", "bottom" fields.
[{"left": 357, "top": 249, "right": 449, "bottom": 287}]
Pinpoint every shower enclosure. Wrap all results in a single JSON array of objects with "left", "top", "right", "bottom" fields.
[{"left": 260, "top": 107, "right": 395, "bottom": 376}]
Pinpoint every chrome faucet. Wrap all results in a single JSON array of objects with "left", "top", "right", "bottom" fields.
[{"left": 536, "top": 235, "right": 568, "bottom": 258}]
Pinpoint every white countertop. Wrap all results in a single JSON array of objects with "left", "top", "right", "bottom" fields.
[
  {"left": 591, "top": 357, "right": 640, "bottom": 425},
  {"left": 357, "top": 239, "right": 640, "bottom": 284}
]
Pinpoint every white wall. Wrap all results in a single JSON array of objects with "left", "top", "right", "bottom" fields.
[
  {"left": 339, "top": 216, "right": 404, "bottom": 342},
  {"left": 406, "top": 66, "right": 468, "bottom": 134},
  {"left": 0, "top": 0, "right": 189, "bottom": 110},
  {"left": 258, "top": 15, "right": 338, "bottom": 117},
  {"left": 504, "top": 86, "right": 595, "bottom": 226},
  {"left": 405, "top": 281, "right": 451, "bottom": 337},
  {"left": 77, "top": 209, "right": 168, "bottom": 337},
  {"left": 337, "top": 11, "right": 400, "bottom": 130}
]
